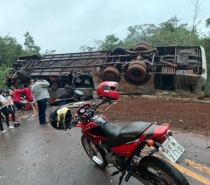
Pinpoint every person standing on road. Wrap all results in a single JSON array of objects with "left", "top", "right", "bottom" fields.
[
  {"left": 13, "top": 86, "right": 27, "bottom": 119},
  {"left": 29, "top": 79, "right": 38, "bottom": 110},
  {"left": 23, "top": 84, "right": 37, "bottom": 117},
  {"left": 0, "top": 102, "right": 7, "bottom": 134},
  {"left": 7, "top": 90, "right": 16, "bottom": 113},
  {"left": 32, "top": 79, "right": 50, "bottom": 125}
]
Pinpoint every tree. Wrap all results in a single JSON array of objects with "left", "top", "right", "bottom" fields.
[
  {"left": 80, "top": 34, "right": 124, "bottom": 52},
  {"left": 23, "top": 32, "right": 41, "bottom": 55},
  {"left": 124, "top": 24, "right": 156, "bottom": 48},
  {"left": 199, "top": 17, "right": 210, "bottom": 93},
  {"left": 122, "top": 16, "right": 200, "bottom": 48},
  {"left": 98, "top": 34, "right": 124, "bottom": 50},
  {"left": 188, "top": 0, "right": 205, "bottom": 44},
  {"left": 0, "top": 64, "right": 9, "bottom": 88},
  {"left": 206, "top": 17, "right": 210, "bottom": 27},
  {"left": 203, "top": 18, "right": 210, "bottom": 60},
  {"left": 152, "top": 16, "right": 200, "bottom": 46},
  {"left": 0, "top": 34, "right": 23, "bottom": 67}
]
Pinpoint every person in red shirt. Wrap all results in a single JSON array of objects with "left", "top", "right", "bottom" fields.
[
  {"left": 13, "top": 86, "right": 26, "bottom": 119},
  {"left": 23, "top": 84, "right": 37, "bottom": 117}
]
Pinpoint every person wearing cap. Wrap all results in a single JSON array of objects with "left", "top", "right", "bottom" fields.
[{"left": 32, "top": 79, "right": 50, "bottom": 125}]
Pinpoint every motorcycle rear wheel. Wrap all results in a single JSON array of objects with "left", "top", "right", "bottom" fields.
[
  {"left": 137, "top": 156, "right": 189, "bottom": 185},
  {"left": 81, "top": 135, "right": 108, "bottom": 169}
]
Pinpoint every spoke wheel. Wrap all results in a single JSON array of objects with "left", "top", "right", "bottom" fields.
[
  {"left": 81, "top": 135, "right": 108, "bottom": 169},
  {"left": 137, "top": 156, "right": 189, "bottom": 185}
]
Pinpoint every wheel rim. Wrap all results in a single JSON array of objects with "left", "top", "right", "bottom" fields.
[
  {"left": 132, "top": 69, "right": 142, "bottom": 77},
  {"left": 82, "top": 137, "right": 103, "bottom": 165},
  {"left": 127, "top": 63, "right": 147, "bottom": 81},
  {"left": 106, "top": 73, "right": 115, "bottom": 80}
]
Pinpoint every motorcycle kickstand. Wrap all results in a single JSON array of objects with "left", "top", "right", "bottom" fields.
[{"left": 118, "top": 171, "right": 126, "bottom": 185}]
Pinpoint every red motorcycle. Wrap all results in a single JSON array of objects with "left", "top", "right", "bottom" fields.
[{"left": 50, "top": 81, "right": 189, "bottom": 185}]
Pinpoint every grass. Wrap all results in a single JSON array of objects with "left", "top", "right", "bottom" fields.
[{"left": 204, "top": 81, "right": 210, "bottom": 94}]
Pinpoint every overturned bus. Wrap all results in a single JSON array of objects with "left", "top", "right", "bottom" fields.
[{"left": 5, "top": 42, "right": 207, "bottom": 100}]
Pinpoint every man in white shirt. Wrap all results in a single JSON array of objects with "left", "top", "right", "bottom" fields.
[{"left": 32, "top": 79, "right": 50, "bottom": 125}]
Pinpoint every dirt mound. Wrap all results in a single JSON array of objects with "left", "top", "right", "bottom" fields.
[{"left": 96, "top": 95, "right": 210, "bottom": 136}]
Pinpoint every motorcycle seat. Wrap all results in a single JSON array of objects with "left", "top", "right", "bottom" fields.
[{"left": 103, "top": 121, "right": 152, "bottom": 146}]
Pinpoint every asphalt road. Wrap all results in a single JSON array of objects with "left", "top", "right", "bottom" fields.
[{"left": 0, "top": 107, "right": 210, "bottom": 185}]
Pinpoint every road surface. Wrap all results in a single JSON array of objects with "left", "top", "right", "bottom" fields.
[{"left": 0, "top": 107, "right": 210, "bottom": 185}]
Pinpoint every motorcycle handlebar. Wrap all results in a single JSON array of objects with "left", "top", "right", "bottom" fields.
[
  {"left": 92, "top": 98, "right": 112, "bottom": 112},
  {"left": 68, "top": 98, "right": 112, "bottom": 129},
  {"left": 69, "top": 117, "right": 79, "bottom": 129}
]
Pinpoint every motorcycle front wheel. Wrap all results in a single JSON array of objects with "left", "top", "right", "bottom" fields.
[
  {"left": 81, "top": 134, "right": 108, "bottom": 169},
  {"left": 137, "top": 156, "right": 189, "bottom": 185}
]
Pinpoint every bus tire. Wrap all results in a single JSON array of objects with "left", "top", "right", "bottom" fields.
[{"left": 102, "top": 67, "right": 120, "bottom": 82}]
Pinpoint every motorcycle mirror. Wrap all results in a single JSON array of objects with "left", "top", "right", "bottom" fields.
[{"left": 91, "top": 103, "right": 96, "bottom": 107}]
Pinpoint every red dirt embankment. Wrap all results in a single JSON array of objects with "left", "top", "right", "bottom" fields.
[{"left": 97, "top": 95, "right": 210, "bottom": 136}]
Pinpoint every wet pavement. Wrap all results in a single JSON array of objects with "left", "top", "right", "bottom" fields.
[{"left": 0, "top": 107, "right": 210, "bottom": 185}]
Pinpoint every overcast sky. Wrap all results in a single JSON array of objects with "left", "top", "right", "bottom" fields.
[{"left": 0, "top": 0, "right": 209, "bottom": 54}]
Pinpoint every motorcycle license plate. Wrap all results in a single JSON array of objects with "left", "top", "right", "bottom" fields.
[{"left": 159, "top": 136, "right": 185, "bottom": 163}]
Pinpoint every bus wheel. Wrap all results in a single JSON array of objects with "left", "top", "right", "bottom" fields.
[
  {"left": 127, "top": 61, "right": 147, "bottom": 81},
  {"left": 102, "top": 67, "right": 120, "bottom": 82}
]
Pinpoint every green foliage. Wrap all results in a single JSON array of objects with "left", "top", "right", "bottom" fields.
[
  {"left": 0, "top": 31, "right": 56, "bottom": 66},
  {"left": 200, "top": 38, "right": 210, "bottom": 64},
  {"left": 199, "top": 37, "right": 210, "bottom": 93},
  {"left": 80, "top": 34, "right": 123, "bottom": 52},
  {"left": 203, "top": 18, "right": 210, "bottom": 93},
  {"left": 124, "top": 16, "right": 200, "bottom": 47},
  {"left": 124, "top": 24, "right": 156, "bottom": 48},
  {"left": 0, "top": 31, "right": 56, "bottom": 89},
  {"left": 80, "top": 16, "right": 201, "bottom": 52},
  {"left": 206, "top": 17, "right": 210, "bottom": 27},
  {"left": 0, "top": 34, "right": 23, "bottom": 67},
  {"left": 22, "top": 31, "right": 41, "bottom": 55},
  {"left": 22, "top": 32, "right": 56, "bottom": 55},
  {"left": 0, "top": 64, "right": 9, "bottom": 88},
  {"left": 97, "top": 34, "right": 124, "bottom": 51}
]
